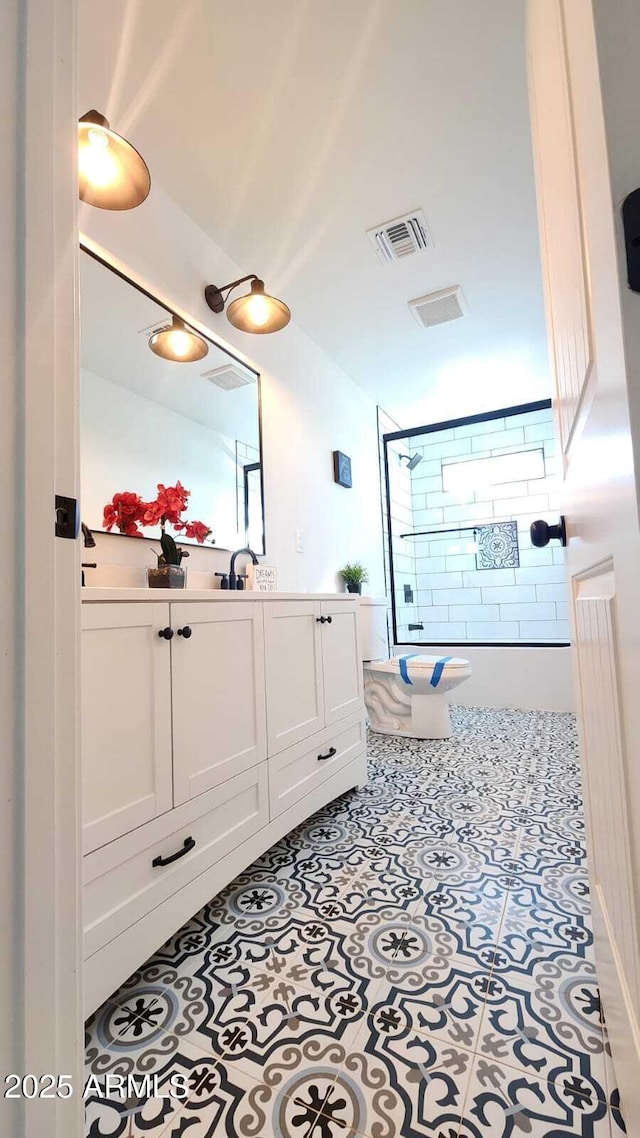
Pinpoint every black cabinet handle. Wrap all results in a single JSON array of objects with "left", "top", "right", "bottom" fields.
[
  {"left": 326, "top": 615, "right": 332, "bottom": 624},
  {"left": 158, "top": 627, "right": 174, "bottom": 640},
  {"left": 316, "top": 615, "right": 333, "bottom": 624},
  {"left": 152, "top": 836, "right": 195, "bottom": 867},
  {"left": 317, "top": 746, "right": 337, "bottom": 762},
  {"left": 178, "top": 626, "right": 192, "bottom": 638}
]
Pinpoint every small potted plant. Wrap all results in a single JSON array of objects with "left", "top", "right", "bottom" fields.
[
  {"left": 103, "top": 482, "right": 213, "bottom": 589},
  {"left": 339, "top": 562, "right": 369, "bottom": 595}
]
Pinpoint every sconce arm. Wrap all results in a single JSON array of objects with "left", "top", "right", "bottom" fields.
[{"left": 204, "top": 275, "right": 261, "bottom": 313}]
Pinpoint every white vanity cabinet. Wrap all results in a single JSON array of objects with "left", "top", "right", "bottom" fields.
[
  {"left": 81, "top": 602, "right": 174, "bottom": 854},
  {"left": 171, "top": 601, "right": 267, "bottom": 806},
  {"left": 320, "top": 598, "right": 364, "bottom": 726},
  {"left": 263, "top": 598, "right": 364, "bottom": 753},
  {"left": 263, "top": 600, "right": 325, "bottom": 753},
  {"left": 81, "top": 590, "right": 366, "bottom": 1014}
]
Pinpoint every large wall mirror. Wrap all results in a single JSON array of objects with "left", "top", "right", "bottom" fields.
[{"left": 80, "top": 246, "right": 265, "bottom": 554}]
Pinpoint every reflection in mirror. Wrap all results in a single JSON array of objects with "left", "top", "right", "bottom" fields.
[{"left": 80, "top": 248, "right": 264, "bottom": 554}]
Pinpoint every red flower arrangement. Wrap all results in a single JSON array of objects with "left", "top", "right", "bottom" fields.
[
  {"left": 103, "top": 482, "right": 213, "bottom": 565},
  {"left": 103, "top": 491, "right": 147, "bottom": 537}
]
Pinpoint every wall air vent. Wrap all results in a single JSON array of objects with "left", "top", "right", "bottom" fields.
[
  {"left": 366, "top": 209, "right": 432, "bottom": 264},
  {"left": 201, "top": 363, "right": 255, "bottom": 391},
  {"left": 408, "top": 285, "right": 466, "bottom": 329}
]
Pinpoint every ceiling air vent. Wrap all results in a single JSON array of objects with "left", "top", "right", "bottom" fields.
[
  {"left": 408, "top": 285, "right": 466, "bottom": 329},
  {"left": 366, "top": 209, "right": 432, "bottom": 264},
  {"left": 201, "top": 363, "right": 254, "bottom": 391}
]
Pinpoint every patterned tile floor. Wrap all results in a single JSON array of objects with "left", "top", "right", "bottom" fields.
[{"left": 85, "top": 707, "right": 627, "bottom": 1138}]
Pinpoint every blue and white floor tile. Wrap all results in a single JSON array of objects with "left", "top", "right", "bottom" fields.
[{"left": 85, "top": 706, "right": 626, "bottom": 1137}]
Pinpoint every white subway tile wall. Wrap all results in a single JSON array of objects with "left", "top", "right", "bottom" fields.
[{"left": 393, "top": 406, "right": 570, "bottom": 644}]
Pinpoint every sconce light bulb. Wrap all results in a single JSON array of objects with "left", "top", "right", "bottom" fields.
[
  {"left": 79, "top": 126, "right": 119, "bottom": 191},
  {"left": 88, "top": 127, "right": 109, "bottom": 149},
  {"left": 243, "top": 292, "right": 271, "bottom": 329},
  {"left": 148, "top": 316, "right": 209, "bottom": 363},
  {"left": 164, "top": 328, "right": 193, "bottom": 358}
]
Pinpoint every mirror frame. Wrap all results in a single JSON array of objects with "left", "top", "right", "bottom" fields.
[{"left": 79, "top": 239, "right": 266, "bottom": 555}]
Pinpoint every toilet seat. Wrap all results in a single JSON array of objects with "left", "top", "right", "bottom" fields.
[{"left": 374, "top": 654, "right": 471, "bottom": 683}]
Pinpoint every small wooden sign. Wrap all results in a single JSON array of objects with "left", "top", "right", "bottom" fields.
[{"left": 246, "top": 564, "right": 278, "bottom": 592}]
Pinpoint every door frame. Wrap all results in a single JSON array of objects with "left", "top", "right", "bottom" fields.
[{"left": 8, "top": 0, "right": 82, "bottom": 1133}]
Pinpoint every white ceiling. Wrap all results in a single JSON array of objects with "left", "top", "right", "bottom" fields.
[{"left": 79, "top": 0, "right": 550, "bottom": 424}]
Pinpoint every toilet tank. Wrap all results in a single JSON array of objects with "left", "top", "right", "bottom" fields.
[{"left": 359, "top": 597, "right": 390, "bottom": 662}]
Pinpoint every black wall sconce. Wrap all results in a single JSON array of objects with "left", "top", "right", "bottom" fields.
[
  {"left": 204, "top": 275, "right": 291, "bottom": 334},
  {"left": 78, "top": 110, "right": 151, "bottom": 210}
]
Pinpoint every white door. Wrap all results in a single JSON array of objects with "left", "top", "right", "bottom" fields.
[
  {"left": 81, "top": 603, "right": 174, "bottom": 853},
  {"left": 320, "top": 599, "right": 364, "bottom": 726},
  {"left": 264, "top": 600, "right": 325, "bottom": 754},
  {"left": 171, "top": 601, "right": 267, "bottom": 804},
  {"left": 529, "top": 0, "right": 640, "bottom": 1115}
]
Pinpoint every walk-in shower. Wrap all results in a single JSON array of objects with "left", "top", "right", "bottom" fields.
[{"left": 383, "top": 399, "right": 570, "bottom": 650}]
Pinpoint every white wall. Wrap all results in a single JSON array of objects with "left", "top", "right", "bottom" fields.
[{"left": 79, "top": 185, "right": 385, "bottom": 595}]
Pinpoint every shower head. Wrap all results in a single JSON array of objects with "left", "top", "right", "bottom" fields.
[{"left": 400, "top": 453, "right": 423, "bottom": 471}]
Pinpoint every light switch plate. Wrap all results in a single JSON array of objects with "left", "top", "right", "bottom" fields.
[{"left": 295, "top": 530, "right": 304, "bottom": 553}]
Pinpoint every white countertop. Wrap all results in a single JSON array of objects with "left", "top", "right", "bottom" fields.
[{"left": 81, "top": 587, "right": 360, "bottom": 603}]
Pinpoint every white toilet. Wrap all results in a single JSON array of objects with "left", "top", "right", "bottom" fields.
[{"left": 359, "top": 598, "right": 472, "bottom": 740}]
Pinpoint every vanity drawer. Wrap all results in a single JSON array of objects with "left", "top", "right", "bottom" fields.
[
  {"left": 84, "top": 763, "right": 268, "bottom": 958},
  {"left": 269, "top": 714, "right": 366, "bottom": 819}
]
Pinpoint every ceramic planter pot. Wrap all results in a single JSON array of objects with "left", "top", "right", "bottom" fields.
[
  {"left": 345, "top": 582, "right": 362, "bottom": 594},
  {"left": 147, "top": 564, "right": 186, "bottom": 589}
]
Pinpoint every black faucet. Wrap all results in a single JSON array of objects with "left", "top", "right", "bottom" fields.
[
  {"left": 229, "top": 547, "right": 259, "bottom": 590},
  {"left": 82, "top": 522, "right": 96, "bottom": 549},
  {"left": 81, "top": 522, "right": 97, "bottom": 586}
]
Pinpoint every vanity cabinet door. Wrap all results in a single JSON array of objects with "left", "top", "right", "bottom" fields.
[
  {"left": 81, "top": 603, "right": 174, "bottom": 854},
  {"left": 171, "top": 602, "right": 267, "bottom": 805},
  {"left": 264, "top": 601, "right": 325, "bottom": 754},
  {"left": 320, "top": 599, "right": 364, "bottom": 726}
]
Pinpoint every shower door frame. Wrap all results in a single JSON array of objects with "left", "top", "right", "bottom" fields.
[{"left": 383, "top": 397, "right": 570, "bottom": 649}]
